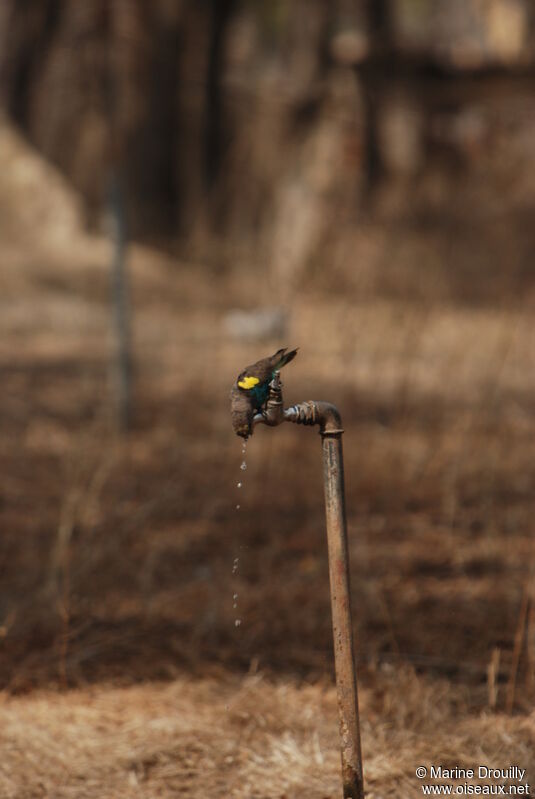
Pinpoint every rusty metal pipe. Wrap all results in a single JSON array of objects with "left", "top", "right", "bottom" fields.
[
  {"left": 253, "top": 378, "right": 364, "bottom": 799},
  {"left": 321, "top": 427, "right": 364, "bottom": 799}
]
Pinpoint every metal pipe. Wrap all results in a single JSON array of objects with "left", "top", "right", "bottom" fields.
[
  {"left": 321, "top": 427, "right": 364, "bottom": 799},
  {"left": 253, "top": 377, "right": 364, "bottom": 799}
]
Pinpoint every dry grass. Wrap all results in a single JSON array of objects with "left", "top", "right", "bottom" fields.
[
  {"left": 0, "top": 669, "right": 533, "bottom": 798},
  {"left": 0, "top": 121, "right": 534, "bottom": 796}
]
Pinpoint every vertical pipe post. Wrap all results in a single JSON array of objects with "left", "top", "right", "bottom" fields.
[
  {"left": 322, "top": 430, "right": 364, "bottom": 799},
  {"left": 253, "top": 394, "right": 365, "bottom": 797}
]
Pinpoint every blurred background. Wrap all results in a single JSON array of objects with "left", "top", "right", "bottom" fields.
[{"left": 0, "top": 2, "right": 534, "bottom": 797}]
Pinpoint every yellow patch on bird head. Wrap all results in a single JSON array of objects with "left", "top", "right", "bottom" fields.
[{"left": 238, "top": 375, "right": 260, "bottom": 390}]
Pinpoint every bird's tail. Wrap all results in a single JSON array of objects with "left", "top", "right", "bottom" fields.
[{"left": 273, "top": 347, "right": 298, "bottom": 370}]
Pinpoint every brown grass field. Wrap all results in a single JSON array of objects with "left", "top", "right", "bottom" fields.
[{"left": 0, "top": 123, "right": 534, "bottom": 797}]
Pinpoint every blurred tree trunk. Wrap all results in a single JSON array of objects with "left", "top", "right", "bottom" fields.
[
  {"left": 0, "top": 0, "right": 60, "bottom": 127},
  {"left": 0, "top": 0, "right": 185, "bottom": 237},
  {"left": 205, "top": 0, "right": 235, "bottom": 189},
  {"left": 359, "top": 0, "right": 393, "bottom": 191}
]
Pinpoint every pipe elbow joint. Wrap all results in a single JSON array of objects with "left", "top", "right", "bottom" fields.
[{"left": 314, "top": 402, "right": 344, "bottom": 436}]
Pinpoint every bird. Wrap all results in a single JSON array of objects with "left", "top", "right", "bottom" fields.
[{"left": 230, "top": 347, "right": 298, "bottom": 438}]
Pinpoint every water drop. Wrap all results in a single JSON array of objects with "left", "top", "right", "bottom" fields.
[
  {"left": 232, "top": 558, "right": 239, "bottom": 574},
  {"left": 237, "top": 481, "right": 242, "bottom": 489},
  {"left": 240, "top": 461, "right": 247, "bottom": 471},
  {"left": 236, "top": 504, "right": 240, "bottom": 510},
  {"left": 233, "top": 603, "right": 237, "bottom": 609},
  {"left": 233, "top": 593, "right": 238, "bottom": 600},
  {"left": 235, "top": 619, "right": 242, "bottom": 627}
]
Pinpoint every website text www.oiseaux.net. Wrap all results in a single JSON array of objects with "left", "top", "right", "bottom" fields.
[{"left": 415, "top": 766, "right": 530, "bottom": 796}]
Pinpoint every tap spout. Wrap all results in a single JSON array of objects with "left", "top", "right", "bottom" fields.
[{"left": 252, "top": 371, "right": 285, "bottom": 428}]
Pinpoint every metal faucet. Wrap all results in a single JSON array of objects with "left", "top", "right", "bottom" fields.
[{"left": 252, "top": 372, "right": 364, "bottom": 799}]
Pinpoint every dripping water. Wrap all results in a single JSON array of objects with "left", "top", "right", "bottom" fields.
[{"left": 232, "top": 439, "right": 247, "bottom": 630}]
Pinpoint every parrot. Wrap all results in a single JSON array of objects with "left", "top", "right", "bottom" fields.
[{"left": 230, "top": 347, "right": 298, "bottom": 438}]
